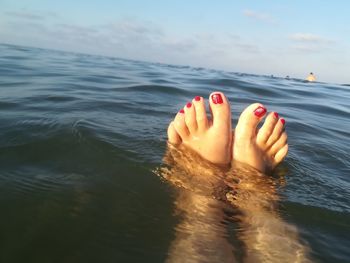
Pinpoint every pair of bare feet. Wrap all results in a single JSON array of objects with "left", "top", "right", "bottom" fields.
[{"left": 167, "top": 92, "right": 288, "bottom": 173}]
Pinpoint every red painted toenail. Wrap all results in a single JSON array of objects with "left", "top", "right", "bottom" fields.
[
  {"left": 274, "top": 112, "right": 279, "bottom": 118},
  {"left": 194, "top": 96, "right": 201, "bottom": 101},
  {"left": 281, "top": 118, "right": 286, "bottom": 125},
  {"left": 179, "top": 109, "right": 184, "bottom": 114},
  {"left": 186, "top": 102, "right": 192, "bottom": 108},
  {"left": 254, "top": 106, "right": 266, "bottom": 117},
  {"left": 211, "top": 93, "right": 223, "bottom": 104}
]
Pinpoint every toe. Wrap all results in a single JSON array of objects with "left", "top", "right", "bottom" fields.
[
  {"left": 269, "top": 132, "right": 288, "bottom": 156},
  {"left": 273, "top": 144, "right": 288, "bottom": 165},
  {"left": 167, "top": 121, "right": 182, "bottom": 145},
  {"left": 257, "top": 111, "right": 279, "bottom": 148},
  {"left": 174, "top": 109, "right": 190, "bottom": 139},
  {"left": 192, "top": 96, "right": 208, "bottom": 132},
  {"left": 208, "top": 92, "right": 232, "bottom": 130},
  {"left": 235, "top": 103, "right": 267, "bottom": 141},
  {"left": 266, "top": 118, "right": 286, "bottom": 148},
  {"left": 184, "top": 102, "right": 197, "bottom": 133}
]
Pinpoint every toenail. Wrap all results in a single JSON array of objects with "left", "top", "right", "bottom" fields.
[
  {"left": 254, "top": 106, "right": 266, "bottom": 117},
  {"left": 186, "top": 102, "right": 192, "bottom": 108},
  {"left": 179, "top": 109, "right": 185, "bottom": 114},
  {"left": 274, "top": 112, "right": 279, "bottom": 118},
  {"left": 280, "top": 118, "right": 286, "bottom": 125},
  {"left": 194, "top": 96, "right": 201, "bottom": 101},
  {"left": 211, "top": 93, "right": 223, "bottom": 104}
]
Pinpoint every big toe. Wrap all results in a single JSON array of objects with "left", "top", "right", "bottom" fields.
[
  {"left": 235, "top": 103, "right": 267, "bottom": 141},
  {"left": 208, "top": 92, "right": 232, "bottom": 131}
]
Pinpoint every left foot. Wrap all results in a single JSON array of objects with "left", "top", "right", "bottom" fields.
[
  {"left": 167, "top": 92, "right": 232, "bottom": 165},
  {"left": 233, "top": 103, "right": 288, "bottom": 173}
]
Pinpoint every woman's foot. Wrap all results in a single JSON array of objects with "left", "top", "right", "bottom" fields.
[
  {"left": 167, "top": 92, "right": 232, "bottom": 165},
  {"left": 233, "top": 103, "right": 288, "bottom": 173}
]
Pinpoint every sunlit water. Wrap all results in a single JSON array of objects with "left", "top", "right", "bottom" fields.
[{"left": 0, "top": 43, "right": 349, "bottom": 263}]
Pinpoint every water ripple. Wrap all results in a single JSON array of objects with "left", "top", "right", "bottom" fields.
[{"left": 0, "top": 43, "right": 349, "bottom": 262}]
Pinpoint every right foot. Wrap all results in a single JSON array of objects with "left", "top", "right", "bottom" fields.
[
  {"left": 233, "top": 103, "right": 288, "bottom": 173},
  {"left": 167, "top": 92, "right": 232, "bottom": 165}
]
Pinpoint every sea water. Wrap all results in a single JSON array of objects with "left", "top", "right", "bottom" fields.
[{"left": 0, "top": 43, "right": 349, "bottom": 262}]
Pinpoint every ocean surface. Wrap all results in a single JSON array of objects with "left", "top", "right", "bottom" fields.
[{"left": 0, "top": 43, "right": 349, "bottom": 263}]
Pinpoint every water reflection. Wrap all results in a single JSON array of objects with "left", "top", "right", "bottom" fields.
[{"left": 156, "top": 144, "right": 313, "bottom": 262}]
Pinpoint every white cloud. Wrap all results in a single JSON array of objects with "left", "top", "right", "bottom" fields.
[
  {"left": 104, "top": 21, "right": 164, "bottom": 38},
  {"left": 290, "top": 45, "right": 323, "bottom": 53},
  {"left": 289, "top": 33, "right": 334, "bottom": 44},
  {"left": 289, "top": 33, "right": 336, "bottom": 53},
  {"left": 242, "top": 10, "right": 275, "bottom": 24},
  {"left": 5, "top": 11, "right": 46, "bottom": 20}
]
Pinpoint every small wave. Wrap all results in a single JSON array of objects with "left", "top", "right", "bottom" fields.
[
  {"left": 1, "top": 43, "right": 350, "bottom": 262},
  {"left": 0, "top": 101, "right": 21, "bottom": 110},
  {"left": 115, "top": 84, "right": 192, "bottom": 95}
]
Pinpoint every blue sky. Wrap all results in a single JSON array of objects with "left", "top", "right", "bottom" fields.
[{"left": 1, "top": 0, "right": 349, "bottom": 83}]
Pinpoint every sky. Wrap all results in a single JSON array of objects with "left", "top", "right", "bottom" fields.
[{"left": 0, "top": 0, "right": 349, "bottom": 84}]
